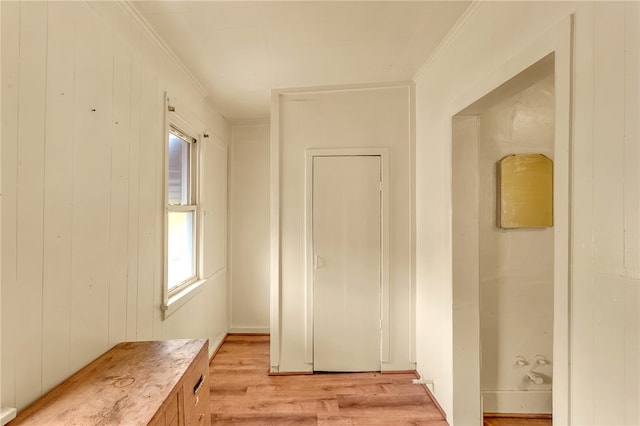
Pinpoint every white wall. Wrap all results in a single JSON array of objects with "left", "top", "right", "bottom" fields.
[
  {"left": 477, "top": 75, "right": 554, "bottom": 413},
  {"left": 415, "top": 2, "right": 639, "bottom": 425},
  {"left": 229, "top": 123, "right": 270, "bottom": 333},
  {"left": 451, "top": 114, "right": 481, "bottom": 423},
  {"left": 273, "top": 84, "right": 415, "bottom": 372},
  {"left": 0, "top": 0, "right": 3, "bottom": 419},
  {"left": 1, "top": 1, "right": 229, "bottom": 411}
]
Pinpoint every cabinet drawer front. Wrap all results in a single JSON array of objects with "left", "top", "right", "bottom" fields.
[
  {"left": 183, "top": 368, "right": 206, "bottom": 409},
  {"left": 183, "top": 351, "right": 210, "bottom": 425}
]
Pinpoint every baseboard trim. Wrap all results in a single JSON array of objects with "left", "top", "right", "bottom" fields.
[
  {"left": 413, "top": 371, "right": 447, "bottom": 420},
  {"left": 1, "top": 407, "right": 17, "bottom": 426},
  {"left": 422, "top": 383, "right": 446, "bottom": 420},
  {"left": 381, "top": 370, "right": 416, "bottom": 374},
  {"left": 228, "top": 327, "right": 270, "bottom": 334},
  {"left": 209, "top": 333, "right": 228, "bottom": 363},
  {"left": 227, "top": 332, "right": 270, "bottom": 336},
  {"left": 269, "top": 369, "right": 414, "bottom": 377}
]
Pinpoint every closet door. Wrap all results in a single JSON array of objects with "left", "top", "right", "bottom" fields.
[{"left": 312, "top": 155, "right": 381, "bottom": 372}]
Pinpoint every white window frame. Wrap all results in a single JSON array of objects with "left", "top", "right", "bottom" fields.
[{"left": 162, "top": 99, "right": 205, "bottom": 319}]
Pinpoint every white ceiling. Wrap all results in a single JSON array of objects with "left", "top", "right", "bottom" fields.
[{"left": 131, "top": 1, "right": 472, "bottom": 122}]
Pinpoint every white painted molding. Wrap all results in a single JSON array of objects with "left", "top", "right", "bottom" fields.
[
  {"left": 0, "top": 408, "right": 17, "bottom": 426},
  {"left": 209, "top": 332, "right": 229, "bottom": 360},
  {"left": 162, "top": 279, "right": 207, "bottom": 320},
  {"left": 413, "top": 0, "right": 484, "bottom": 81},
  {"left": 408, "top": 81, "right": 417, "bottom": 364},
  {"left": 117, "top": 1, "right": 208, "bottom": 97},
  {"left": 0, "top": 0, "right": 3, "bottom": 411},
  {"left": 228, "top": 328, "right": 270, "bottom": 334},
  {"left": 274, "top": 80, "right": 413, "bottom": 97},
  {"left": 269, "top": 89, "right": 281, "bottom": 372}
]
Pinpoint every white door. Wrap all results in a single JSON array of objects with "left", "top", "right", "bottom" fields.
[{"left": 312, "top": 155, "right": 381, "bottom": 372}]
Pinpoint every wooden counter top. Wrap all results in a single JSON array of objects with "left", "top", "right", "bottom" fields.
[{"left": 10, "top": 339, "right": 209, "bottom": 426}]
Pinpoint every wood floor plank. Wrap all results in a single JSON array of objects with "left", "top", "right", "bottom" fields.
[
  {"left": 214, "top": 396, "right": 340, "bottom": 414},
  {"left": 336, "top": 393, "right": 431, "bottom": 409},
  {"left": 244, "top": 383, "right": 403, "bottom": 395},
  {"left": 318, "top": 415, "right": 449, "bottom": 426},
  {"left": 208, "top": 335, "right": 448, "bottom": 425},
  {"left": 483, "top": 417, "right": 552, "bottom": 426},
  {"left": 211, "top": 413, "right": 318, "bottom": 425}
]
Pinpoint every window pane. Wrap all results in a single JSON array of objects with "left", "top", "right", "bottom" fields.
[
  {"left": 168, "top": 133, "right": 190, "bottom": 205},
  {"left": 168, "top": 211, "right": 195, "bottom": 290}
]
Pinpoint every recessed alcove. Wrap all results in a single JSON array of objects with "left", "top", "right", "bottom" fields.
[{"left": 452, "top": 52, "right": 562, "bottom": 424}]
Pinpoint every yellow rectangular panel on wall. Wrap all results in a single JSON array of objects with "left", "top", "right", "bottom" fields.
[{"left": 498, "top": 154, "right": 553, "bottom": 228}]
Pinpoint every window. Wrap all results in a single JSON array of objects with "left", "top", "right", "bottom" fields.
[{"left": 165, "top": 124, "right": 200, "bottom": 304}]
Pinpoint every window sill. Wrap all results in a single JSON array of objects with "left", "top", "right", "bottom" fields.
[{"left": 161, "top": 279, "right": 207, "bottom": 320}]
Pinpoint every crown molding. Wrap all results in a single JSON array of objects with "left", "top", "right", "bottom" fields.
[
  {"left": 273, "top": 80, "right": 413, "bottom": 97},
  {"left": 413, "top": 0, "right": 484, "bottom": 81},
  {"left": 117, "top": 0, "right": 208, "bottom": 98}
]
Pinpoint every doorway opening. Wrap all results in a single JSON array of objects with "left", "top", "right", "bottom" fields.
[{"left": 452, "top": 52, "right": 565, "bottom": 426}]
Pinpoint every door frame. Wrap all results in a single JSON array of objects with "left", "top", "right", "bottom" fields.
[
  {"left": 449, "top": 16, "right": 573, "bottom": 425},
  {"left": 304, "top": 148, "right": 390, "bottom": 366}
]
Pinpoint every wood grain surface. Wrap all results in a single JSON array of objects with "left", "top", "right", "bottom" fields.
[
  {"left": 483, "top": 416, "right": 552, "bottom": 426},
  {"left": 10, "top": 339, "right": 208, "bottom": 425},
  {"left": 209, "top": 335, "right": 447, "bottom": 425}
]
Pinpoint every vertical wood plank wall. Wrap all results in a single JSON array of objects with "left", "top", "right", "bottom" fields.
[
  {"left": 41, "top": 0, "right": 75, "bottom": 395},
  {"left": 1, "top": 1, "right": 229, "bottom": 411}
]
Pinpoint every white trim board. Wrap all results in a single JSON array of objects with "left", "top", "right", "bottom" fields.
[
  {"left": 273, "top": 81, "right": 413, "bottom": 97},
  {"left": 0, "top": 408, "right": 17, "bottom": 426},
  {"left": 269, "top": 89, "right": 281, "bottom": 372},
  {"left": 228, "top": 328, "right": 270, "bottom": 334}
]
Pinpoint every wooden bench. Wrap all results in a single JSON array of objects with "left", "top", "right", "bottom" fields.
[{"left": 9, "top": 339, "right": 210, "bottom": 426}]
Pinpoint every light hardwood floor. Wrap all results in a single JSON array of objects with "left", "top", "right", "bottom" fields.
[
  {"left": 483, "top": 415, "right": 552, "bottom": 426},
  {"left": 208, "top": 335, "right": 448, "bottom": 425}
]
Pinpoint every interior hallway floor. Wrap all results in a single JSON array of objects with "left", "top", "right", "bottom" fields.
[{"left": 208, "top": 335, "right": 448, "bottom": 425}]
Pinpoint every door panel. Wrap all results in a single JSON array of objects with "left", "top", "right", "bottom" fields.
[{"left": 313, "top": 155, "right": 381, "bottom": 372}]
